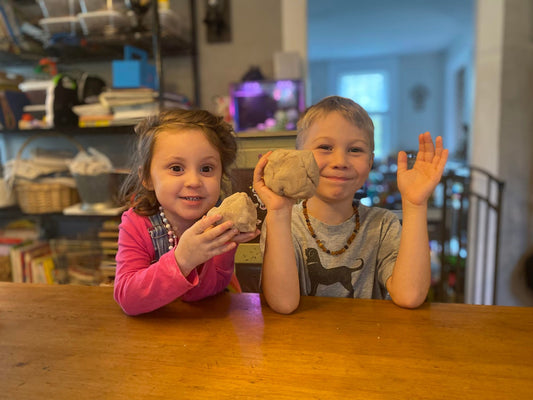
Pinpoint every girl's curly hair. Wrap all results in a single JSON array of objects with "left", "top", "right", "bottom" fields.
[{"left": 119, "top": 109, "right": 237, "bottom": 216}]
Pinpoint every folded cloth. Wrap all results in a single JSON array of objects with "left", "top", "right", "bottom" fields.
[
  {"left": 4, "top": 157, "right": 70, "bottom": 185},
  {"left": 69, "top": 147, "right": 113, "bottom": 175}
]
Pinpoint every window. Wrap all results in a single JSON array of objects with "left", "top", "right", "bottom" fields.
[{"left": 337, "top": 71, "right": 390, "bottom": 160}]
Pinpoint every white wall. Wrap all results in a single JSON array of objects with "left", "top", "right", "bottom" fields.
[
  {"left": 195, "top": 0, "right": 283, "bottom": 111},
  {"left": 444, "top": 34, "right": 475, "bottom": 160},
  {"left": 471, "top": 0, "right": 533, "bottom": 306},
  {"left": 308, "top": 52, "right": 446, "bottom": 159},
  {"left": 397, "top": 52, "right": 445, "bottom": 152}
]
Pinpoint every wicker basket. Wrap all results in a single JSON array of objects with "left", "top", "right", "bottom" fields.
[{"left": 14, "top": 133, "right": 83, "bottom": 214}]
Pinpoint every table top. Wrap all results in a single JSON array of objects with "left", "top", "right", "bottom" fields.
[{"left": 1, "top": 282, "right": 532, "bottom": 399}]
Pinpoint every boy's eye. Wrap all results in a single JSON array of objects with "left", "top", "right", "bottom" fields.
[
  {"left": 317, "top": 144, "right": 332, "bottom": 151},
  {"left": 349, "top": 147, "right": 364, "bottom": 153}
]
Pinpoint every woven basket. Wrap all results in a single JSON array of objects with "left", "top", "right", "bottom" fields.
[{"left": 14, "top": 133, "right": 83, "bottom": 214}]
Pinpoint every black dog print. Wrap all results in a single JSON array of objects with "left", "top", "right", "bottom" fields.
[{"left": 305, "top": 247, "right": 364, "bottom": 297}]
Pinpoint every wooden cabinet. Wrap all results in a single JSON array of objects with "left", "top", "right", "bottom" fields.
[
  {"left": 234, "top": 130, "right": 296, "bottom": 168},
  {"left": 230, "top": 130, "right": 297, "bottom": 292}
]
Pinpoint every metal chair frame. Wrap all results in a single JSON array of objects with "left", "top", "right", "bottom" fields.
[{"left": 438, "top": 166, "right": 504, "bottom": 304}]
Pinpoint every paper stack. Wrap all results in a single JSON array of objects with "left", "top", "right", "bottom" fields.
[{"left": 74, "top": 88, "right": 190, "bottom": 127}]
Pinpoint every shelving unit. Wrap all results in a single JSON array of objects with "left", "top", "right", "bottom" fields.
[
  {"left": 0, "top": 1, "right": 199, "bottom": 271},
  {"left": 0, "top": 205, "right": 119, "bottom": 240},
  {"left": 1, "top": 0, "right": 199, "bottom": 103}
]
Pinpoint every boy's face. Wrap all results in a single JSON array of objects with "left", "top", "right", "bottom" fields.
[{"left": 301, "top": 111, "right": 373, "bottom": 204}]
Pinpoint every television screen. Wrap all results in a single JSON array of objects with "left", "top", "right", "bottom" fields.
[{"left": 229, "top": 79, "right": 305, "bottom": 132}]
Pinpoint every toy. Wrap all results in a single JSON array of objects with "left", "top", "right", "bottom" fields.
[
  {"left": 263, "top": 149, "right": 319, "bottom": 199},
  {"left": 207, "top": 192, "right": 258, "bottom": 233}
]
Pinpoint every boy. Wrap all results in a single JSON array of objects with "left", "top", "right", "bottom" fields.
[{"left": 253, "top": 96, "right": 448, "bottom": 314}]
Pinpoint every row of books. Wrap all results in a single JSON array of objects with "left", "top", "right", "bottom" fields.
[
  {"left": 9, "top": 241, "right": 54, "bottom": 284},
  {"left": 97, "top": 218, "right": 119, "bottom": 286},
  {"left": 74, "top": 88, "right": 191, "bottom": 128},
  {"left": 4, "top": 218, "right": 120, "bottom": 285}
]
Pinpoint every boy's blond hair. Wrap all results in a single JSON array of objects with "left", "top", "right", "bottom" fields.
[{"left": 296, "top": 96, "right": 375, "bottom": 152}]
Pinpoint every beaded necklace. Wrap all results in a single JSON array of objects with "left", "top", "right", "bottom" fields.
[
  {"left": 159, "top": 206, "right": 177, "bottom": 251},
  {"left": 302, "top": 200, "right": 360, "bottom": 256}
]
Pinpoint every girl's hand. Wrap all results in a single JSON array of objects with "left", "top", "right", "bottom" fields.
[
  {"left": 174, "top": 214, "right": 239, "bottom": 276},
  {"left": 232, "top": 229, "right": 260, "bottom": 244},
  {"left": 397, "top": 132, "right": 448, "bottom": 207},
  {"left": 253, "top": 151, "right": 295, "bottom": 212}
]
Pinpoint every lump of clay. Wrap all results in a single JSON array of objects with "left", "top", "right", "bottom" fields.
[
  {"left": 263, "top": 149, "right": 319, "bottom": 199},
  {"left": 207, "top": 192, "right": 258, "bottom": 233}
]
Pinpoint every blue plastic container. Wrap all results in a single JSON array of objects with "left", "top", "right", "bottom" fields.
[{"left": 112, "top": 45, "right": 157, "bottom": 89}]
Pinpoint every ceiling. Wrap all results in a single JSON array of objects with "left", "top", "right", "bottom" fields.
[{"left": 307, "top": 0, "right": 475, "bottom": 61}]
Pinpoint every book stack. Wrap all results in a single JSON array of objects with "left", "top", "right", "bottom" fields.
[
  {"left": 9, "top": 241, "right": 55, "bottom": 284},
  {"left": 75, "top": 88, "right": 191, "bottom": 127},
  {"left": 1, "top": 221, "right": 42, "bottom": 283},
  {"left": 49, "top": 239, "right": 102, "bottom": 285},
  {"left": 98, "top": 218, "right": 120, "bottom": 286}
]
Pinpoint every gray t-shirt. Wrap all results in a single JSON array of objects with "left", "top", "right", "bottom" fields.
[{"left": 261, "top": 202, "right": 401, "bottom": 299}]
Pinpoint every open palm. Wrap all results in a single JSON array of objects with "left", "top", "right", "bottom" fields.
[{"left": 397, "top": 132, "right": 448, "bottom": 206}]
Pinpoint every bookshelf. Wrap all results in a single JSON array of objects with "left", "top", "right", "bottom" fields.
[{"left": 1, "top": 1, "right": 200, "bottom": 285}]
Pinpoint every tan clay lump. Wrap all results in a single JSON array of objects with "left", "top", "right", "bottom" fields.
[
  {"left": 206, "top": 192, "right": 258, "bottom": 233},
  {"left": 263, "top": 149, "right": 319, "bottom": 199}
]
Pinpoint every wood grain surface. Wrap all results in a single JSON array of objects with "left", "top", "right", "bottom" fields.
[{"left": 1, "top": 282, "right": 532, "bottom": 399}]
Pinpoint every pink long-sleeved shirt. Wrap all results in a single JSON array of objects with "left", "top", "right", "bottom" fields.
[{"left": 113, "top": 208, "right": 236, "bottom": 315}]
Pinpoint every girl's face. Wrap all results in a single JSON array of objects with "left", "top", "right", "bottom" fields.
[
  {"left": 144, "top": 129, "right": 222, "bottom": 233},
  {"left": 302, "top": 111, "right": 373, "bottom": 205}
]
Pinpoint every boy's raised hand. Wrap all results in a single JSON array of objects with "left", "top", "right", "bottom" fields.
[{"left": 397, "top": 132, "right": 448, "bottom": 207}]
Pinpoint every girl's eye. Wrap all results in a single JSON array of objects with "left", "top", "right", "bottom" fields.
[
  {"left": 200, "top": 165, "right": 214, "bottom": 173},
  {"left": 349, "top": 147, "right": 364, "bottom": 153},
  {"left": 317, "top": 144, "right": 332, "bottom": 151},
  {"left": 170, "top": 165, "right": 183, "bottom": 173}
]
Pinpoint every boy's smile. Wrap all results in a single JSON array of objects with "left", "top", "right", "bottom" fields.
[{"left": 302, "top": 111, "right": 373, "bottom": 206}]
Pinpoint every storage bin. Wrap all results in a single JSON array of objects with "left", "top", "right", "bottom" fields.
[
  {"left": 38, "top": 0, "right": 80, "bottom": 17},
  {"left": 13, "top": 133, "right": 82, "bottom": 214},
  {"left": 39, "top": 16, "right": 80, "bottom": 35},
  {"left": 73, "top": 173, "right": 113, "bottom": 210},
  {"left": 112, "top": 46, "right": 157, "bottom": 89},
  {"left": 78, "top": 0, "right": 126, "bottom": 13},
  {"left": 78, "top": 10, "right": 129, "bottom": 36}
]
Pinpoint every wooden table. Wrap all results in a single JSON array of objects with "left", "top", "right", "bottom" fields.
[{"left": 1, "top": 283, "right": 532, "bottom": 399}]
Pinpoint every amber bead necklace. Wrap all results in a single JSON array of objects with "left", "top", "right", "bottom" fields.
[{"left": 302, "top": 200, "right": 360, "bottom": 256}]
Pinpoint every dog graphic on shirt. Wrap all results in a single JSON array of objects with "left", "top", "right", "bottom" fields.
[{"left": 305, "top": 247, "right": 364, "bottom": 297}]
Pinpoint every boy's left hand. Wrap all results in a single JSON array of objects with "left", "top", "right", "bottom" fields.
[{"left": 397, "top": 132, "right": 448, "bottom": 207}]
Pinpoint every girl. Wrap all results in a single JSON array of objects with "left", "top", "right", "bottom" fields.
[
  {"left": 114, "top": 109, "right": 259, "bottom": 315},
  {"left": 253, "top": 96, "right": 448, "bottom": 314}
]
